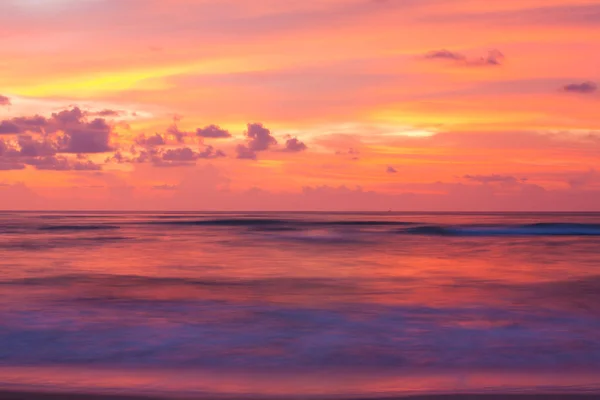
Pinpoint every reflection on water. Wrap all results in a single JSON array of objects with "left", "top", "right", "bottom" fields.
[{"left": 1, "top": 212, "right": 600, "bottom": 397}]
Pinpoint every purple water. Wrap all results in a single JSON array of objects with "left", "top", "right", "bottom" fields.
[{"left": 1, "top": 212, "right": 600, "bottom": 397}]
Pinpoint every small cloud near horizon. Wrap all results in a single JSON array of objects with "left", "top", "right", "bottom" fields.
[
  {"left": 562, "top": 81, "right": 597, "bottom": 94},
  {"left": 463, "top": 174, "right": 526, "bottom": 184},
  {"left": 424, "top": 49, "right": 505, "bottom": 66}
]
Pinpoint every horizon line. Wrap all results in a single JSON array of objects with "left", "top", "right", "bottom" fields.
[{"left": 3, "top": 210, "right": 600, "bottom": 213}]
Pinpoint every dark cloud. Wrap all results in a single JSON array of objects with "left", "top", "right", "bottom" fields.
[
  {"left": 24, "top": 156, "right": 102, "bottom": 171},
  {"left": 235, "top": 123, "right": 277, "bottom": 160},
  {"left": 0, "top": 140, "right": 19, "bottom": 158},
  {"left": 52, "top": 107, "right": 85, "bottom": 125},
  {"left": 283, "top": 137, "right": 307, "bottom": 152},
  {"left": 1, "top": 107, "right": 114, "bottom": 153},
  {"left": 0, "top": 132, "right": 101, "bottom": 171},
  {"left": 0, "top": 120, "right": 21, "bottom": 134},
  {"left": 424, "top": 49, "right": 504, "bottom": 66},
  {"left": 464, "top": 174, "right": 524, "bottom": 184},
  {"left": 135, "top": 133, "right": 166, "bottom": 147},
  {"left": 424, "top": 49, "right": 466, "bottom": 61},
  {"left": 130, "top": 148, "right": 162, "bottom": 164},
  {"left": 236, "top": 144, "right": 257, "bottom": 160},
  {"left": 196, "top": 125, "right": 231, "bottom": 138},
  {"left": 562, "top": 81, "right": 597, "bottom": 94},
  {"left": 59, "top": 117, "right": 112, "bottom": 153},
  {"left": 162, "top": 148, "right": 197, "bottom": 163},
  {"left": 107, "top": 143, "right": 225, "bottom": 166},
  {"left": 11, "top": 116, "right": 48, "bottom": 133},
  {"left": 0, "top": 139, "right": 25, "bottom": 170},
  {"left": 0, "top": 115, "right": 48, "bottom": 136},
  {"left": 166, "top": 124, "right": 190, "bottom": 143},
  {"left": 0, "top": 161, "right": 25, "bottom": 170},
  {"left": 93, "top": 109, "right": 122, "bottom": 117},
  {"left": 246, "top": 123, "right": 277, "bottom": 151},
  {"left": 106, "top": 151, "right": 129, "bottom": 164},
  {"left": 162, "top": 147, "right": 197, "bottom": 162},
  {"left": 198, "top": 145, "right": 226, "bottom": 158},
  {"left": 0, "top": 107, "right": 115, "bottom": 174},
  {"left": 387, "top": 166, "right": 397, "bottom": 173},
  {"left": 17, "top": 135, "right": 57, "bottom": 157},
  {"left": 469, "top": 49, "right": 504, "bottom": 66},
  {"left": 47, "top": 108, "right": 114, "bottom": 153},
  {"left": 0, "top": 95, "right": 10, "bottom": 106}
]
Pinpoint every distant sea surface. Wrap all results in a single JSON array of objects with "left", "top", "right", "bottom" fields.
[{"left": 1, "top": 211, "right": 600, "bottom": 398}]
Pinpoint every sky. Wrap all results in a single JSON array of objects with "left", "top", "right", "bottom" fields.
[{"left": 1, "top": 0, "right": 600, "bottom": 210}]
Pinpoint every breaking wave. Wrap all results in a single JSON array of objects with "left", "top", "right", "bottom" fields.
[{"left": 402, "top": 223, "right": 600, "bottom": 236}]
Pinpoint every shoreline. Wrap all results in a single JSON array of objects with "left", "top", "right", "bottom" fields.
[{"left": 0, "top": 391, "right": 599, "bottom": 400}]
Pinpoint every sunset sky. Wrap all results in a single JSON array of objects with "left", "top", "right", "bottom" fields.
[{"left": 1, "top": 0, "right": 600, "bottom": 210}]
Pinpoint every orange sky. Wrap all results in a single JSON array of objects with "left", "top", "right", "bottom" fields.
[{"left": 1, "top": 0, "right": 600, "bottom": 210}]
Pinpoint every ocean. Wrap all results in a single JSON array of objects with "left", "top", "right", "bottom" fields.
[{"left": 1, "top": 211, "right": 600, "bottom": 398}]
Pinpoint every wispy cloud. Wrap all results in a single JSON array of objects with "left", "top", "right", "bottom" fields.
[
  {"left": 424, "top": 49, "right": 504, "bottom": 66},
  {"left": 463, "top": 174, "right": 525, "bottom": 185}
]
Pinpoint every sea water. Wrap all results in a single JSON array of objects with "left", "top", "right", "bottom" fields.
[{"left": 1, "top": 212, "right": 599, "bottom": 397}]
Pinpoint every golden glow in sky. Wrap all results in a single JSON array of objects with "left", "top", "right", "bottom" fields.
[{"left": 1, "top": 0, "right": 600, "bottom": 210}]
